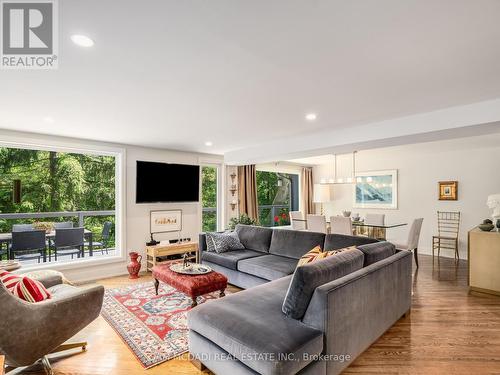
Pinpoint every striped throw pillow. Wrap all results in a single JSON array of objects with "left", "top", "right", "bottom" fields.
[
  {"left": 298, "top": 246, "right": 323, "bottom": 266},
  {"left": 13, "top": 276, "right": 51, "bottom": 303},
  {"left": 0, "top": 270, "right": 22, "bottom": 292},
  {"left": 298, "top": 245, "right": 357, "bottom": 267}
]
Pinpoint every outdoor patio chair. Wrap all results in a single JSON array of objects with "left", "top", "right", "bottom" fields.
[
  {"left": 10, "top": 230, "right": 47, "bottom": 263},
  {"left": 53, "top": 228, "right": 84, "bottom": 261},
  {"left": 12, "top": 224, "right": 35, "bottom": 232},
  {"left": 53, "top": 221, "right": 73, "bottom": 229},
  {"left": 85, "top": 221, "right": 113, "bottom": 255}
]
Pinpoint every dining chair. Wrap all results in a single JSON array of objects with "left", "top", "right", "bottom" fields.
[
  {"left": 306, "top": 214, "right": 328, "bottom": 234},
  {"left": 393, "top": 218, "right": 424, "bottom": 268},
  {"left": 10, "top": 230, "right": 47, "bottom": 263},
  {"left": 329, "top": 216, "right": 353, "bottom": 235},
  {"left": 85, "top": 221, "right": 113, "bottom": 254},
  {"left": 289, "top": 211, "right": 306, "bottom": 230},
  {"left": 360, "top": 214, "right": 386, "bottom": 239},
  {"left": 54, "top": 221, "right": 74, "bottom": 229},
  {"left": 54, "top": 227, "right": 84, "bottom": 261},
  {"left": 12, "top": 224, "right": 34, "bottom": 232},
  {"left": 433, "top": 211, "right": 461, "bottom": 260},
  {"left": 365, "top": 214, "right": 385, "bottom": 225}
]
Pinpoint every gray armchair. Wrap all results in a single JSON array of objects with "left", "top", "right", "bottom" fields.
[{"left": 0, "top": 273, "right": 104, "bottom": 374}]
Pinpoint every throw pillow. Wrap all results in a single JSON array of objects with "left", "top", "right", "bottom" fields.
[
  {"left": 283, "top": 248, "right": 365, "bottom": 319},
  {"left": 297, "top": 245, "right": 357, "bottom": 266},
  {"left": 206, "top": 231, "right": 245, "bottom": 253},
  {"left": 0, "top": 270, "right": 22, "bottom": 292},
  {"left": 12, "top": 276, "right": 51, "bottom": 303}
]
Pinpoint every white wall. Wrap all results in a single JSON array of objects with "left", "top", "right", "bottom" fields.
[
  {"left": 0, "top": 129, "right": 223, "bottom": 282},
  {"left": 312, "top": 133, "right": 500, "bottom": 259},
  {"left": 126, "top": 147, "right": 223, "bottom": 266}
]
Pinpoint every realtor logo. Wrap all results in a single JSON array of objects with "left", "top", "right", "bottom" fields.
[{"left": 1, "top": 0, "right": 58, "bottom": 69}]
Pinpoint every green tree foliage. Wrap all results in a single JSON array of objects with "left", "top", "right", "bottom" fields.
[
  {"left": 256, "top": 171, "right": 291, "bottom": 227},
  {"left": 201, "top": 166, "right": 217, "bottom": 232},
  {"left": 0, "top": 147, "right": 115, "bottom": 236}
]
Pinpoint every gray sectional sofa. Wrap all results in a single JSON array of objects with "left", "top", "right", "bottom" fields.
[{"left": 188, "top": 225, "right": 412, "bottom": 375}]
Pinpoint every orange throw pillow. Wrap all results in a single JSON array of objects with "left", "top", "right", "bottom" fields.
[{"left": 298, "top": 245, "right": 357, "bottom": 266}]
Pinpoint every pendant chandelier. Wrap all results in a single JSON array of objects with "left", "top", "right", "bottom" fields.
[{"left": 319, "top": 151, "right": 359, "bottom": 185}]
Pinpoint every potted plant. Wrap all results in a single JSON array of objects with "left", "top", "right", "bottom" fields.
[{"left": 228, "top": 214, "right": 257, "bottom": 230}]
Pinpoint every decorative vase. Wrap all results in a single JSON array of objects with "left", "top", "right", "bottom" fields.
[
  {"left": 127, "top": 252, "right": 142, "bottom": 279},
  {"left": 497, "top": 219, "right": 500, "bottom": 231}
]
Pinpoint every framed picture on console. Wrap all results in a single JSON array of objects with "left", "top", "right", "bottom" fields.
[
  {"left": 354, "top": 170, "right": 398, "bottom": 209},
  {"left": 150, "top": 210, "right": 182, "bottom": 233}
]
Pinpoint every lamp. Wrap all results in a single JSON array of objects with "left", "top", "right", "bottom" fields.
[{"left": 313, "top": 184, "right": 331, "bottom": 215}]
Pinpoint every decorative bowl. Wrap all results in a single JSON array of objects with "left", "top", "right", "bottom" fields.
[
  {"left": 478, "top": 223, "right": 494, "bottom": 232},
  {"left": 483, "top": 219, "right": 493, "bottom": 225}
]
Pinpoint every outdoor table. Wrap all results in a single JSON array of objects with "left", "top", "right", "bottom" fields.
[{"left": 0, "top": 229, "right": 94, "bottom": 261}]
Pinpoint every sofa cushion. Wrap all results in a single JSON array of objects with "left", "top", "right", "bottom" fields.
[
  {"left": 205, "top": 231, "right": 245, "bottom": 253},
  {"left": 282, "top": 248, "right": 364, "bottom": 319},
  {"left": 269, "top": 229, "right": 325, "bottom": 259},
  {"left": 324, "top": 233, "right": 378, "bottom": 251},
  {"left": 238, "top": 254, "right": 298, "bottom": 281},
  {"left": 357, "top": 241, "right": 396, "bottom": 266},
  {"left": 235, "top": 224, "right": 273, "bottom": 253},
  {"left": 188, "top": 276, "right": 324, "bottom": 375},
  {"left": 202, "top": 249, "right": 265, "bottom": 270}
]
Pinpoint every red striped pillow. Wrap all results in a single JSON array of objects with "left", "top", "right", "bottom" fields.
[
  {"left": 13, "top": 276, "right": 51, "bottom": 303},
  {"left": 0, "top": 270, "right": 22, "bottom": 292}
]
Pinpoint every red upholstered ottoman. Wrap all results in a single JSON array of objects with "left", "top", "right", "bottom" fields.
[{"left": 152, "top": 264, "right": 228, "bottom": 307}]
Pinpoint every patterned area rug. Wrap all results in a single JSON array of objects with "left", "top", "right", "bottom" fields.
[{"left": 101, "top": 280, "right": 225, "bottom": 368}]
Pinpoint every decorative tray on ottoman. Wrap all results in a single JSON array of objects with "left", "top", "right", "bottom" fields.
[{"left": 169, "top": 263, "right": 212, "bottom": 275}]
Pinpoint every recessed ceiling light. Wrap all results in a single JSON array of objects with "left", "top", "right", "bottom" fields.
[
  {"left": 204, "top": 141, "right": 213, "bottom": 147},
  {"left": 305, "top": 113, "right": 317, "bottom": 121},
  {"left": 71, "top": 34, "right": 94, "bottom": 47},
  {"left": 43, "top": 116, "right": 55, "bottom": 124}
]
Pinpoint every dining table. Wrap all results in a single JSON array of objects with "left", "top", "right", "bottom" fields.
[
  {"left": 0, "top": 229, "right": 94, "bottom": 261},
  {"left": 294, "top": 218, "right": 407, "bottom": 240}
]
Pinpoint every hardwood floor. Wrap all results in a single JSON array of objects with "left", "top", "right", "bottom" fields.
[{"left": 10, "top": 255, "right": 500, "bottom": 374}]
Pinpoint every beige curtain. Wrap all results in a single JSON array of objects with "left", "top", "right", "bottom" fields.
[
  {"left": 237, "top": 165, "right": 259, "bottom": 221},
  {"left": 301, "top": 167, "right": 314, "bottom": 215}
]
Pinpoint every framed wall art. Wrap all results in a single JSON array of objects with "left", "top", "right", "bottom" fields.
[
  {"left": 353, "top": 170, "right": 398, "bottom": 209},
  {"left": 150, "top": 210, "right": 182, "bottom": 234},
  {"left": 438, "top": 181, "right": 458, "bottom": 201}
]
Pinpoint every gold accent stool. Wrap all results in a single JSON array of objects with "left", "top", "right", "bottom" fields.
[{"left": 146, "top": 241, "right": 199, "bottom": 272}]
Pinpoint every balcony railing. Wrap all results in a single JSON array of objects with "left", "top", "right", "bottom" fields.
[
  {"left": 0, "top": 210, "right": 115, "bottom": 227},
  {"left": 0, "top": 210, "right": 116, "bottom": 266}
]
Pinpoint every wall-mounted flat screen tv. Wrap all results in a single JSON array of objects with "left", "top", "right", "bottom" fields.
[{"left": 136, "top": 161, "right": 200, "bottom": 203}]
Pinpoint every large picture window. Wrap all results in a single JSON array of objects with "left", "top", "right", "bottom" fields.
[
  {"left": 0, "top": 145, "right": 119, "bottom": 267},
  {"left": 256, "top": 170, "right": 299, "bottom": 227}
]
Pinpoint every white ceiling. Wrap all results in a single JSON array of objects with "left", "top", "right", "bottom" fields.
[{"left": 1, "top": 0, "right": 500, "bottom": 156}]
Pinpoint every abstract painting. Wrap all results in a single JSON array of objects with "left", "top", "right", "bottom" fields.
[{"left": 354, "top": 170, "right": 398, "bottom": 209}]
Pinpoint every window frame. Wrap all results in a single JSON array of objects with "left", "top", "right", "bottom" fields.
[
  {"left": 0, "top": 135, "right": 126, "bottom": 272},
  {"left": 200, "top": 162, "right": 223, "bottom": 232},
  {"left": 255, "top": 165, "right": 302, "bottom": 227}
]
